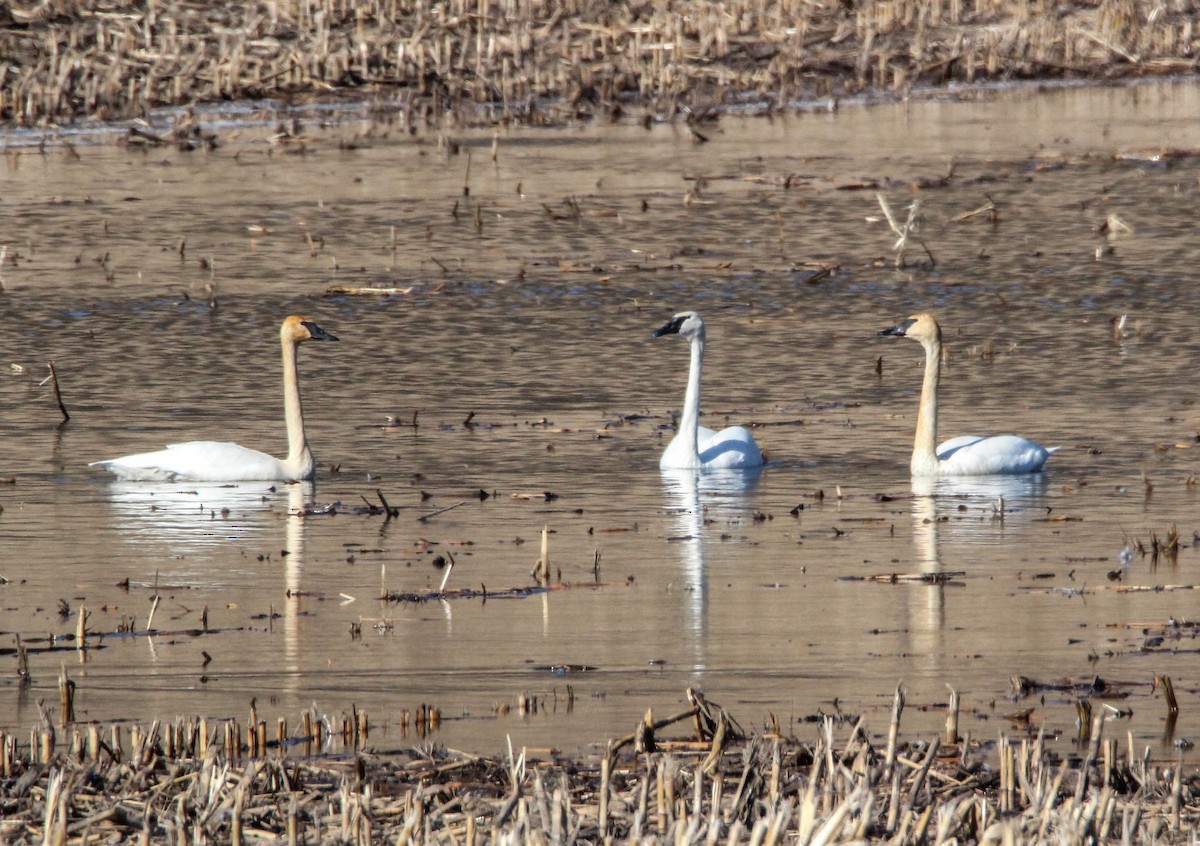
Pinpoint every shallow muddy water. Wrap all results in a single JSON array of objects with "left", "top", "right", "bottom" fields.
[{"left": 3, "top": 81, "right": 1200, "bottom": 762}]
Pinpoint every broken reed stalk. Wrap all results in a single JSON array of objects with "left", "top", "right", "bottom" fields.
[
  {"left": 46, "top": 361, "right": 69, "bottom": 422},
  {"left": 530, "top": 524, "right": 550, "bottom": 585},
  {"left": 144, "top": 594, "right": 161, "bottom": 632},
  {"left": 376, "top": 488, "right": 396, "bottom": 520},
  {"left": 58, "top": 665, "right": 74, "bottom": 725},
  {"left": 1155, "top": 674, "right": 1179, "bottom": 713},
  {"left": 75, "top": 606, "right": 87, "bottom": 649},
  {"left": 876, "top": 192, "right": 925, "bottom": 269},
  {"left": 1075, "top": 713, "right": 1105, "bottom": 806},
  {"left": 15, "top": 635, "right": 30, "bottom": 683},
  {"left": 944, "top": 684, "right": 959, "bottom": 744},
  {"left": 598, "top": 744, "right": 611, "bottom": 835},
  {"left": 884, "top": 682, "right": 904, "bottom": 776}
]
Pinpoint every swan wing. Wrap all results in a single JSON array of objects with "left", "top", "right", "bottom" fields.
[
  {"left": 937, "top": 434, "right": 1055, "bottom": 475},
  {"left": 935, "top": 435, "right": 988, "bottom": 458},
  {"left": 91, "top": 441, "right": 291, "bottom": 482},
  {"left": 698, "top": 425, "right": 765, "bottom": 470}
]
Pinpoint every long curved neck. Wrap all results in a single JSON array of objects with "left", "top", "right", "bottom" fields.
[
  {"left": 912, "top": 334, "right": 941, "bottom": 474},
  {"left": 678, "top": 330, "right": 705, "bottom": 463},
  {"left": 281, "top": 336, "right": 314, "bottom": 479}
]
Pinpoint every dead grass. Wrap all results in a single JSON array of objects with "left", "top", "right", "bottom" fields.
[{"left": 2, "top": 0, "right": 1197, "bottom": 127}]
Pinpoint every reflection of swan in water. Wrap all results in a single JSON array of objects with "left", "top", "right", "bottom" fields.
[
  {"left": 101, "top": 480, "right": 309, "bottom": 550},
  {"left": 284, "top": 483, "right": 311, "bottom": 685},
  {"left": 909, "top": 476, "right": 946, "bottom": 659},
  {"left": 652, "top": 312, "right": 765, "bottom": 470},
  {"left": 99, "top": 478, "right": 314, "bottom": 703},
  {"left": 661, "top": 468, "right": 762, "bottom": 648},
  {"left": 879, "top": 313, "right": 1057, "bottom": 476},
  {"left": 906, "top": 473, "right": 1051, "bottom": 666},
  {"left": 912, "top": 473, "right": 1051, "bottom": 539},
  {"left": 91, "top": 316, "right": 338, "bottom": 481}
]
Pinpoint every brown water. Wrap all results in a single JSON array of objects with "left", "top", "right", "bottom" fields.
[{"left": 3, "top": 80, "right": 1200, "bottom": 761}]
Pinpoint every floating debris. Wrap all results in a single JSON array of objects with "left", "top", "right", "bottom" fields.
[
  {"left": 382, "top": 578, "right": 613, "bottom": 604},
  {"left": 838, "top": 570, "right": 967, "bottom": 585}
]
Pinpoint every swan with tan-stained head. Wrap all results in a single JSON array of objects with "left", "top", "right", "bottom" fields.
[
  {"left": 652, "top": 311, "right": 764, "bottom": 471},
  {"left": 91, "top": 315, "right": 337, "bottom": 482},
  {"left": 879, "top": 312, "right": 1056, "bottom": 476}
]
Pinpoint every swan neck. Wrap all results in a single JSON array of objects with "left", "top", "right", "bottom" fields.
[
  {"left": 913, "top": 334, "right": 941, "bottom": 474},
  {"left": 678, "top": 332, "right": 705, "bottom": 462},
  {"left": 282, "top": 335, "right": 313, "bottom": 478}
]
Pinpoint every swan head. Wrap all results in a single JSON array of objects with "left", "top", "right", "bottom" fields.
[
  {"left": 653, "top": 311, "right": 705, "bottom": 341},
  {"left": 879, "top": 312, "right": 941, "bottom": 345},
  {"left": 282, "top": 315, "right": 339, "bottom": 344}
]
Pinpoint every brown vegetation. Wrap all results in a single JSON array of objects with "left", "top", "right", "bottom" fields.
[
  {"left": 1, "top": 0, "right": 1198, "bottom": 128},
  {"left": 2, "top": 687, "right": 1198, "bottom": 843}
]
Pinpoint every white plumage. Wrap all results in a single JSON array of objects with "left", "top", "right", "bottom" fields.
[
  {"left": 91, "top": 315, "right": 337, "bottom": 482},
  {"left": 653, "top": 311, "right": 764, "bottom": 471},
  {"left": 879, "top": 312, "right": 1056, "bottom": 476}
]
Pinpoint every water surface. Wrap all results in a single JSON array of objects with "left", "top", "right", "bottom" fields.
[{"left": 2, "top": 80, "right": 1200, "bottom": 760}]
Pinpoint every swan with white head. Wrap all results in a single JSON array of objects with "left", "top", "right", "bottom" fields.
[
  {"left": 91, "top": 315, "right": 337, "bottom": 482},
  {"left": 653, "top": 311, "right": 764, "bottom": 471},
  {"left": 879, "top": 312, "right": 1056, "bottom": 476}
]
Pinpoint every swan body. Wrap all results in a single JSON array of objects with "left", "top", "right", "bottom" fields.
[
  {"left": 879, "top": 312, "right": 1056, "bottom": 476},
  {"left": 91, "top": 315, "right": 337, "bottom": 482},
  {"left": 653, "top": 311, "right": 764, "bottom": 471}
]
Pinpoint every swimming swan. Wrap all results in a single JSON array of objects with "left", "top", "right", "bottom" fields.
[
  {"left": 91, "top": 315, "right": 338, "bottom": 482},
  {"left": 879, "top": 312, "right": 1057, "bottom": 476},
  {"left": 652, "top": 311, "right": 764, "bottom": 470}
]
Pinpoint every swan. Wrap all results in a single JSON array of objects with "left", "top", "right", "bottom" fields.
[
  {"left": 91, "top": 315, "right": 338, "bottom": 482},
  {"left": 879, "top": 312, "right": 1057, "bottom": 476},
  {"left": 652, "top": 311, "right": 764, "bottom": 470}
]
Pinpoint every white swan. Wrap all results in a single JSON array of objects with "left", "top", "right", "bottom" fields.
[
  {"left": 879, "top": 312, "right": 1057, "bottom": 476},
  {"left": 652, "top": 311, "right": 765, "bottom": 470},
  {"left": 91, "top": 315, "right": 338, "bottom": 482}
]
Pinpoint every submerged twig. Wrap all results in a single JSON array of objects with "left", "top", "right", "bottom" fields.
[{"left": 418, "top": 501, "right": 467, "bottom": 523}]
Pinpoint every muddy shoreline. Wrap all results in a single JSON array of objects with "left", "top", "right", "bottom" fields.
[{"left": 3, "top": 0, "right": 1198, "bottom": 130}]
